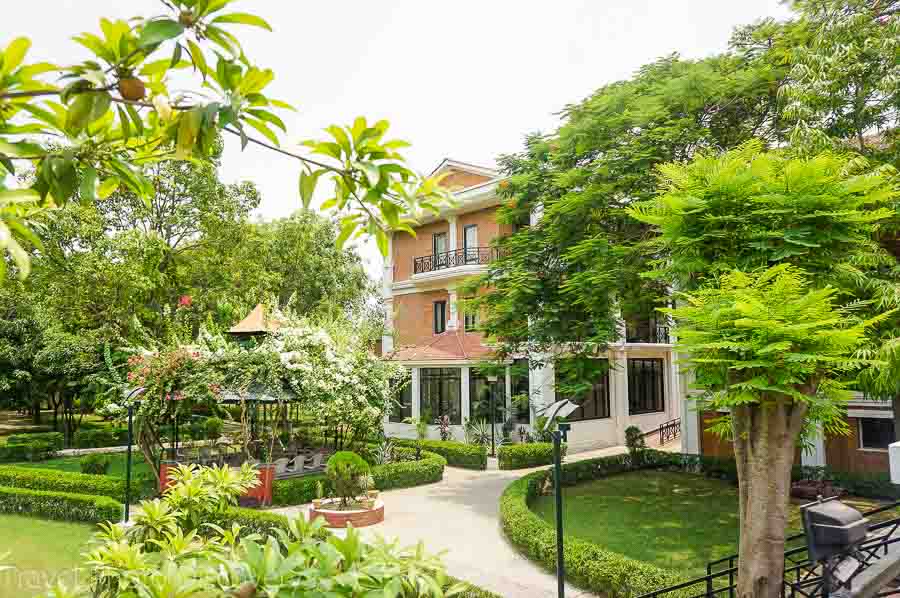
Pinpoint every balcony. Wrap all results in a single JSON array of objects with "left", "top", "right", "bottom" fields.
[
  {"left": 413, "top": 247, "right": 502, "bottom": 276},
  {"left": 625, "top": 323, "right": 671, "bottom": 344}
]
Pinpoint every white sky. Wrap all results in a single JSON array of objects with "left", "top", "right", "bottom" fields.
[{"left": 10, "top": 0, "right": 793, "bottom": 278}]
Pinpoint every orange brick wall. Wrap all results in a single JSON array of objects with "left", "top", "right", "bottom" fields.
[
  {"left": 392, "top": 290, "right": 450, "bottom": 348},
  {"left": 392, "top": 220, "right": 449, "bottom": 283},
  {"left": 439, "top": 169, "right": 492, "bottom": 191},
  {"left": 456, "top": 206, "right": 511, "bottom": 248}
]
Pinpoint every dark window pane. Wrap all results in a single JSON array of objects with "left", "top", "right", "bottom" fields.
[
  {"left": 420, "top": 367, "right": 461, "bottom": 425},
  {"left": 389, "top": 373, "right": 413, "bottom": 423},
  {"left": 555, "top": 359, "right": 610, "bottom": 422},
  {"left": 433, "top": 301, "right": 446, "bottom": 334},
  {"left": 511, "top": 359, "right": 530, "bottom": 424},
  {"left": 860, "top": 418, "right": 894, "bottom": 449},
  {"left": 628, "top": 358, "right": 665, "bottom": 415},
  {"left": 470, "top": 372, "right": 505, "bottom": 424}
]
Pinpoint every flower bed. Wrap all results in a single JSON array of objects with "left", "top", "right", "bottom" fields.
[
  {"left": 0, "top": 485, "right": 123, "bottom": 523},
  {"left": 392, "top": 438, "right": 487, "bottom": 470},
  {"left": 309, "top": 499, "right": 385, "bottom": 528},
  {"left": 500, "top": 450, "right": 697, "bottom": 597},
  {"left": 272, "top": 449, "right": 445, "bottom": 506},
  {"left": 497, "top": 442, "right": 565, "bottom": 470}
]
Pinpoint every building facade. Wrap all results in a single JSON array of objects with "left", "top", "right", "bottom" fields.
[{"left": 381, "top": 160, "right": 684, "bottom": 453}]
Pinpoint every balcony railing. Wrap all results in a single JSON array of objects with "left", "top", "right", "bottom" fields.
[
  {"left": 413, "top": 247, "right": 501, "bottom": 275},
  {"left": 625, "top": 324, "right": 670, "bottom": 344}
]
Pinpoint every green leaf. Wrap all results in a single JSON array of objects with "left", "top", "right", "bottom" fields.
[
  {"left": 176, "top": 108, "right": 204, "bottom": 157},
  {"left": 243, "top": 116, "right": 280, "bottom": 147},
  {"left": 97, "top": 177, "right": 120, "bottom": 199},
  {"left": 246, "top": 109, "right": 286, "bottom": 132},
  {"left": 0, "top": 140, "right": 45, "bottom": 158},
  {"left": 0, "top": 156, "right": 13, "bottom": 176},
  {"left": 170, "top": 43, "right": 183, "bottom": 68},
  {"left": 0, "top": 189, "right": 40, "bottom": 203},
  {"left": 210, "top": 12, "right": 273, "bottom": 31},
  {"left": 79, "top": 166, "right": 97, "bottom": 204},
  {"left": 326, "top": 125, "right": 352, "bottom": 157},
  {"left": 353, "top": 161, "right": 381, "bottom": 187},
  {"left": 65, "top": 93, "right": 95, "bottom": 134},
  {"left": 117, "top": 106, "right": 131, "bottom": 140},
  {"left": 125, "top": 104, "right": 144, "bottom": 135},
  {"left": 138, "top": 19, "right": 185, "bottom": 48},
  {"left": 3, "top": 38, "right": 30, "bottom": 74},
  {"left": 186, "top": 39, "right": 209, "bottom": 78},
  {"left": 336, "top": 218, "right": 358, "bottom": 248},
  {"left": 299, "top": 169, "right": 324, "bottom": 209}
]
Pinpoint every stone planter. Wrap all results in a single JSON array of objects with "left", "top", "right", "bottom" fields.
[{"left": 309, "top": 499, "right": 385, "bottom": 528}]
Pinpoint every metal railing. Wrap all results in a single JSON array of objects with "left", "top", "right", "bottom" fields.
[
  {"left": 659, "top": 418, "right": 681, "bottom": 445},
  {"left": 413, "top": 246, "right": 502, "bottom": 275},
  {"left": 625, "top": 324, "right": 671, "bottom": 344}
]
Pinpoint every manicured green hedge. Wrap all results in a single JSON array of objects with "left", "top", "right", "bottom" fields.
[
  {"left": 74, "top": 427, "right": 128, "bottom": 449},
  {"left": 0, "top": 464, "right": 128, "bottom": 501},
  {"left": 393, "top": 438, "right": 487, "bottom": 470},
  {"left": 7, "top": 431, "right": 65, "bottom": 450},
  {"left": 0, "top": 440, "right": 55, "bottom": 462},
  {"left": 497, "top": 442, "right": 566, "bottom": 470},
  {"left": 272, "top": 449, "right": 446, "bottom": 506},
  {"left": 500, "top": 450, "right": 695, "bottom": 597},
  {"left": 0, "top": 485, "right": 122, "bottom": 523}
]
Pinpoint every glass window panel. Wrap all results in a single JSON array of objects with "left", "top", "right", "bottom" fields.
[
  {"left": 469, "top": 372, "right": 505, "bottom": 424},
  {"left": 555, "top": 359, "right": 610, "bottom": 422},
  {"left": 628, "top": 358, "right": 665, "bottom": 415},
  {"left": 420, "top": 368, "right": 461, "bottom": 425},
  {"left": 859, "top": 418, "right": 894, "bottom": 449}
]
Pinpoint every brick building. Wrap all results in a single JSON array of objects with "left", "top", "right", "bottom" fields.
[{"left": 381, "top": 159, "right": 684, "bottom": 453}]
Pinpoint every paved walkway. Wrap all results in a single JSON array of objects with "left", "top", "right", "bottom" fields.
[{"left": 272, "top": 444, "right": 679, "bottom": 597}]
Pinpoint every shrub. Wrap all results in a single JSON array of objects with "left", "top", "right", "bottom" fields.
[
  {"left": 499, "top": 451, "right": 693, "bottom": 597},
  {"left": 81, "top": 453, "right": 111, "bottom": 475},
  {"left": 6, "top": 432, "right": 65, "bottom": 450},
  {"left": 0, "top": 485, "right": 122, "bottom": 523},
  {"left": 205, "top": 417, "right": 224, "bottom": 439},
  {"left": 325, "top": 451, "right": 370, "bottom": 507},
  {"left": 0, "top": 440, "right": 55, "bottom": 462},
  {"left": 497, "top": 443, "right": 565, "bottom": 470},
  {"left": 0, "top": 465, "right": 128, "bottom": 500},
  {"left": 793, "top": 465, "right": 900, "bottom": 500},
  {"left": 625, "top": 425, "right": 646, "bottom": 453},
  {"left": 393, "top": 438, "right": 487, "bottom": 470},
  {"left": 272, "top": 449, "right": 445, "bottom": 506},
  {"left": 74, "top": 428, "right": 122, "bottom": 449}
]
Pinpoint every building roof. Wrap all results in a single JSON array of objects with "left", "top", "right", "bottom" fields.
[
  {"left": 228, "top": 303, "right": 280, "bottom": 335},
  {"left": 385, "top": 330, "right": 495, "bottom": 362},
  {"left": 429, "top": 158, "right": 499, "bottom": 179}
]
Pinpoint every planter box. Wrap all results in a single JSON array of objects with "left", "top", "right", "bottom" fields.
[{"left": 309, "top": 500, "right": 384, "bottom": 528}]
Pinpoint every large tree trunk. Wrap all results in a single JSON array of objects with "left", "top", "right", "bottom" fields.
[{"left": 732, "top": 398, "right": 808, "bottom": 598}]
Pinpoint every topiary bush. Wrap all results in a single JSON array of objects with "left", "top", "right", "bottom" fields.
[
  {"left": 0, "top": 465, "right": 129, "bottom": 500},
  {"left": 80, "top": 453, "right": 111, "bottom": 475},
  {"left": 497, "top": 442, "right": 565, "bottom": 470},
  {"left": 325, "top": 451, "right": 370, "bottom": 507},
  {"left": 392, "top": 438, "right": 487, "bottom": 470},
  {"left": 205, "top": 417, "right": 224, "bottom": 439},
  {"left": 74, "top": 428, "right": 125, "bottom": 449},
  {"left": 0, "top": 485, "right": 123, "bottom": 523}
]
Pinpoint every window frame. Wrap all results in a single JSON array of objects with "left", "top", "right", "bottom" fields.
[
  {"left": 464, "top": 310, "right": 477, "bottom": 332},
  {"left": 627, "top": 357, "right": 666, "bottom": 415},
  {"left": 433, "top": 300, "right": 447, "bottom": 334},
  {"left": 558, "top": 359, "right": 611, "bottom": 422},
  {"left": 432, "top": 232, "right": 448, "bottom": 256},
  {"left": 419, "top": 367, "right": 462, "bottom": 425},
  {"left": 858, "top": 417, "right": 894, "bottom": 451},
  {"left": 511, "top": 358, "right": 531, "bottom": 424},
  {"left": 388, "top": 373, "right": 413, "bottom": 423}
]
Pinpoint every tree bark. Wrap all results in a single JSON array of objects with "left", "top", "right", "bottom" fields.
[{"left": 733, "top": 397, "right": 808, "bottom": 598}]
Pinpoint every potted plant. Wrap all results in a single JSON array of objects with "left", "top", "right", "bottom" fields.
[{"left": 312, "top": 480, "right": 325, "bottom": 509}]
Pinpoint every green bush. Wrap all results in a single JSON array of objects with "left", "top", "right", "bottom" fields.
[
  {"left": 7, "top": 431, "right": 65, "bottom": 450},
  {"left": 0, "top": 440, "right": 56, "bottom": 462},
  {"left": 0, "top": 464, "right": 129, "bottom": 500},
  {"left": 793, "top": 465, "right": 900, "bottom": 500},
  {"left": 81, "top": 453, "right": 111, "bottom": 475},
  {"left": 272, "top": 449, "right": 445, "bottom": 506},
  {"left": 499, "top": 451, "right": 692, "bottom": 597},
  {"left": 325, "top": 451, "right": 370, "bottom": 505},
  {"left": 0, "top": 485, "right": 122, "bottom": 523},
  {"left": 74, "top": 428, "right": 123, "bottom": 449},
  {"left": 205, "top": 417, "right": 224, "bottom": 439},
  {"left": 393, "top": 438, "right": 487, "bottom": 470},
  {"left": 497, "top": 443, "right": 566, "bottom": 470}
]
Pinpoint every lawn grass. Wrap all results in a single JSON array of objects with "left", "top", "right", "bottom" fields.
[
  {"left": 0, "top": 514, "right": 96, "bottom": 598},
  {"left": 529, "top": 470, "right": 882, "bottom": 576},
  {"left": 15, "top": 451, "right": 153, "bottom": 479}
]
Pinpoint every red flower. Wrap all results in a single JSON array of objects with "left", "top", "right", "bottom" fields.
[{"left": 178, "top": 295, "right": 193, "bottom": 308}]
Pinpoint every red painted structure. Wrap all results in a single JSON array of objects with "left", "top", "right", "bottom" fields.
[{"left": 158, "top": 461, "right": 275, "bottom": 506}]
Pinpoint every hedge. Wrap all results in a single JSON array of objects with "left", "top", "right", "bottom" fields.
[
  {"left": 272, "top": 448, "right": 446, "bottom": 506},
  {"left": 500, "top": 450, "right": 702, "bottom": 597},
  {"left": 0, "top": 440, "right": 55, "bottom": 463},
  {"left": 74, "top": 427, "right": 128, "bottom": 449},
  {"left": 0, "top": 464, "right": 129, "bottom": 501},
  {"left": 0, "top": 485, "right": 122, "bottom": 523},
  {"left": 393, "top": 438, "right": 487, "bottom": 470},
  {"left": 7, "top": 431, "right": 65, "bottom": 450},
  {"left": 497, "top": 442, "right": 566, "bottom": 470}
]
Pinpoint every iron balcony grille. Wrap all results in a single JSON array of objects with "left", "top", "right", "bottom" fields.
[
  {"left": 413, "top": 247, "right": 503, "bottom": 275},
  {"left": 625, "top": 324, "right": 671, "bottom": 344}
]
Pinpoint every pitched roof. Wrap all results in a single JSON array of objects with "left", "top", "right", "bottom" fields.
[
  {"left": 228, "top": 303, "right": 280, "bottom": 335},
  {"left": 385, "top": 330, "right": 495, "bottom": 362}
]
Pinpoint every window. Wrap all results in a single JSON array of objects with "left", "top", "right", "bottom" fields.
[
  {"left": 464, "top": 310, "right": 477, "bottom": 332},
  {"left": 433, "top": 232, "right": 448, "bottom": 268},
  {"left": 389, "top": 374, "right": 412, "bottom": 423},
  {"left": 556, "top": 359, "right": 611, "bottom": 422},
  {"left": 511, "top": 358, "right": 530, "bottom": 424},
  {"left": 859, "top": 418, "right": 894, "bottom": 450},
  {"left": 469, "top": 371, "right": 505, "bottom": 424},
  {"left": 464, "top": 225, "right": 478, "bottom": 263},
  {"left": 433, "top": 301, "right": 447, "bottom": 334},
  {"left": 420, "top": 368, "right": 461, "bottom": 425},
  {"left": 628, "top": 358, "right": 665, "bottom": 415}
]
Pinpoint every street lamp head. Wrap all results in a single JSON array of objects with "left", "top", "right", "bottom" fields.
[{"left": 486, "top": 374, "right": 498, "bottom": 383}]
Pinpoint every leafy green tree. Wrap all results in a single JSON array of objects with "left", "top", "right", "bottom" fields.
[
  {"left": 0, "top": 281, "right": 43, "bottom": 421},
  {"left": 0, "top": 1, "right": 450, "bottom": 278}
]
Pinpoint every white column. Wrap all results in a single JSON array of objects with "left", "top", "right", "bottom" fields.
[
  {"left": 411, "top": 367, "right": 420, "bottom": 419},
  {"left": 680, "top": 365, "right": 701, "bottom": 455},
  {"left": 505, "top": 365, "right": 513, "bottom": 419},
  {"left": 381, "top": 233, "right": 395, "bottom": 353},
  {"left": 461, "top": 366, "right": 471, "bottom": 424},
  {"left": 610, "top": 350, "right": 630, "bottom": 443},
  {"left": 802, "top": 423, "right": 827, "bottom": 467},
  {"left": 448, "top": 216, "right": 458, "bottom": 251},
  {"left": 447, "top": 288, "right": 459, "bottom": 331}
]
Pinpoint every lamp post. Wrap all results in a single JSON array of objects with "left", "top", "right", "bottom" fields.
[{"left": 486, "top": 374, "right": 498, "bottom": 457}]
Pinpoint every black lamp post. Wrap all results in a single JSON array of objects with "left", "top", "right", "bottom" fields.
[{"left": 486, "top": 374, "right": 498, "bottom": 457}]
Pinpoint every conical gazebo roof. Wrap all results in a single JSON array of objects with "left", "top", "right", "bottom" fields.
[{"left": 228, "top": 303, "right": 281, "bottom": 335}]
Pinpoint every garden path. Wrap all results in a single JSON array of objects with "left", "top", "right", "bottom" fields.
[{"left": 272, "top": 443, "right": 680, "bottom": 597}]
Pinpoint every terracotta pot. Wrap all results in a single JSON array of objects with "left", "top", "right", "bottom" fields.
[
  {"left": 367, "top": 490, "right": 379, "bottom": 500},
  {"left": 361, "top": 499, "right": 375, "bottom": 510},
  {"left": 312, "top": 499, "right": 322, "bottom": 509}
]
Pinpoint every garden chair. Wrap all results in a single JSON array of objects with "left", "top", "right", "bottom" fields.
[
  {"left": 286, "top": 454, "right": 304, "bottom": 474},
  {"left": 307, "top": 452, "right": 324, "bottom": 472},
  {"left": 198, "top": 447, "right": 211, "bottom": 467},
  {"left": 273, "top": 458, "right": 291, "bottom": 478}
]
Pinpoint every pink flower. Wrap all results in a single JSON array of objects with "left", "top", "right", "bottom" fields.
[{"left": 178, "top": 295, "right": 193, "bottom": 308}]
